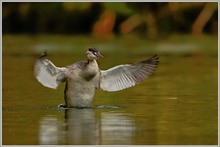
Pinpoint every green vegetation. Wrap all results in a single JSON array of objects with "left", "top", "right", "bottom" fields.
[{"left": 2, "top": 2, "right": 218, "bottom": 38}]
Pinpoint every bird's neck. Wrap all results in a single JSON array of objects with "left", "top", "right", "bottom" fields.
[
  {"left": 88, "top": 59, "right": 99, "bottom": 67},
  {"left": 86, "top": 59, "right": 99, "bottom": 73},
  {"left": 87, "top": 59, "right": 96, "bottom": 64}
]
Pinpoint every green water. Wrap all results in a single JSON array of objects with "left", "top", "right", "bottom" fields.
[{"left": 2, "top": 35, "right": 218, "bottom": 145}]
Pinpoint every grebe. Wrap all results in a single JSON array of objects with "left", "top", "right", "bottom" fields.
[{"left": 34, "top": 48, "right": 159, "bottom": 108}]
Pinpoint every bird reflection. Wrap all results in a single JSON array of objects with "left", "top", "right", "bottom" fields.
[
  {"left": 100, "top": 112, "right": 135, "bottom": 144},
  {"left": 39, "top": 116, "right": 63, "bottom": 145},
  {"left": 64, "top": 108, "right": 99, "bottom": 145},
  {"left": 39, "top": 107, "right": 136, "bottom": 145}
]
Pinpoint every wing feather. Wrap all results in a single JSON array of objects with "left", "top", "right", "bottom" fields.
[
  {"left": 34, "top": 53, "right": 67, "bottom": 89},
  {"left": 99, "top": 55, "right": 159, "bottom": 92}
]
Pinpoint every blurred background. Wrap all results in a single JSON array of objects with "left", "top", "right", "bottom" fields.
[
  {"left": 2, "top": 2, "right": 218, "bottom": 145},
  {"left": 2, "top": 2, "right": 218, "bottom": 37}
]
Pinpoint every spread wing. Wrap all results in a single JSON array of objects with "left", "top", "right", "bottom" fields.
[
  {"left": 34, "top": 53, "right": 67, "bottom": 89},
  {"left": 99, "top": 55, "right": 159, "bottom": 92}
]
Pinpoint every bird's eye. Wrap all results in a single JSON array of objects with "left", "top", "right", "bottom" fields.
[{"left": 93, "top": 52, "right": 98, "bottom": 56}]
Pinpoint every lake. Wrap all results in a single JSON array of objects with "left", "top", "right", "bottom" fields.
[{"left": 2, "top": 35, "right": 218, "bottom": 145}]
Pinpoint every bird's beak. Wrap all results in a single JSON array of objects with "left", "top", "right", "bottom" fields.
[{"left": 98, "top": 52, "right": 104, "bottom": 58}]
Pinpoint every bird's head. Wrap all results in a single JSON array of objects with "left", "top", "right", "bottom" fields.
[{"left": 86, "top": 48, "right": 103, "bottom": 60}]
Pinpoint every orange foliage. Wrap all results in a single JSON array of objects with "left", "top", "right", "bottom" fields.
[{"left": 92, "top": 9, "right": 116, "bottom": 38}]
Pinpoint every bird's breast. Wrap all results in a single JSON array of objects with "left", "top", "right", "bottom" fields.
[
  {"left": 82, "top": 72, "right": 97, "bottom": 81},
  {"left": 81, "top": 60, "right": 100, "bottom": 81}
]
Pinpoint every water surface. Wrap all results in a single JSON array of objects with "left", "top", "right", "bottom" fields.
[{"left": 2, "top": 35, "right": 218, "bottom": 145}]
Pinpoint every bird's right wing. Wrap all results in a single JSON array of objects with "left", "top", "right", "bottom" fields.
[{"left": 34, "top": 53, "right": 67, "bottom": 89}]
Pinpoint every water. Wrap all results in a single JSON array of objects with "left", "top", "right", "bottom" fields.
[{"left": 2, "top": 35, "right": 218, "bottom": 145}]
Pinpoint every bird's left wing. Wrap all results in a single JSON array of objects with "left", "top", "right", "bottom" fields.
[
  {"left": 34, "top": 53, "right": 67, "bottom": 89},
  {"left": 99, "top": 55, "right": 159, "bottom": 92}
]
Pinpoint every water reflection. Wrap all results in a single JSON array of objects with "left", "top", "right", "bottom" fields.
[
  {"left": 39, "top": 108, "right": 136, "bottom": 145},
  {"left": 64, "top": 108, "right": 99, "bottom": 145},
  {"left": 100, "top": 112, "right": 135, "bottom": 144},
  {"left": 39, "top": 116, "right": 63, "bottom": 145}
]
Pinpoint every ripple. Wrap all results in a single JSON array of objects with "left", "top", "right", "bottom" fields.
[
  {"left": 95, "top": 105, "right": 124, "bottom": 109},
  {"left": 57, "top": 104, "right": 124, "bottom": 109}
]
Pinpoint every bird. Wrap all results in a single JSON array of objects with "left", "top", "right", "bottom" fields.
[{"left": 34, "top": 48, "right": 159, "bottom": 108}]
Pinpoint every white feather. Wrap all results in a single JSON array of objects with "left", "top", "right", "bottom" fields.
[
  {"left": 99, "top": 55, "right": 159, "bottom": 92},
  {"left": 34, "top": 57, "right": 67, "bottom": 89}
]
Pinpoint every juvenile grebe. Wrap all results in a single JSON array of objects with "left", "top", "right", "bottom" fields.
[{"left": 34, "top": 48, "right": 159, "bottom": 108}]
